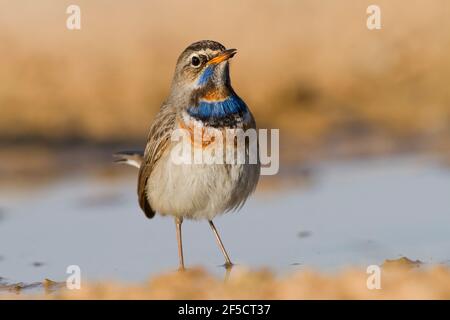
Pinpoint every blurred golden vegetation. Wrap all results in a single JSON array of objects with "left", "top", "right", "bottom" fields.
[
  {"left": 1, "top": 0, "right": 449, "bottom": 159},
  {"left": 3, "top": 262, "right": 450, "bottom": 299}
]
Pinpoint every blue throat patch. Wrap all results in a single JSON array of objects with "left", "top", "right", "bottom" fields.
[
  {"left": 198, "top": 65, "right": 214, "bottom": 86},
  {"left": 187, "top": 95, "right": 248, "bottom": 121}
]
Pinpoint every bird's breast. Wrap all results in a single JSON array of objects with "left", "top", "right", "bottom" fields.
[{"left": 179, "top": 106, "right": 253, "bottom": 151}]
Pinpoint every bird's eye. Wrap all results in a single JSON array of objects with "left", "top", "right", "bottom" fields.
[{"left": 191, "top": 55, "right": 201, "bottom": 67}]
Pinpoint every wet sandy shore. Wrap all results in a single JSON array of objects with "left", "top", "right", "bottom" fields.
[{"left": 2, "top": 259, "right": 450, "bottom": 299}]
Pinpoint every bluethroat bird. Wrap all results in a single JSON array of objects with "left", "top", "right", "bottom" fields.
[{"left": 115, "top": 40, "right": 260, "bottom": 270}]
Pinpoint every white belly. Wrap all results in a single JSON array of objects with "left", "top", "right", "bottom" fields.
[{"left": 146, "top": 143, "right": 260, "bottom": 220}]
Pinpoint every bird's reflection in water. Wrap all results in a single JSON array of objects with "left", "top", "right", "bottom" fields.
[{"left": 222, "top": 263, "right": 234, "bottom": 282}]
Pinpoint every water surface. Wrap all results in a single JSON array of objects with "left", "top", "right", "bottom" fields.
[{"left": 0, "top": 157, "right": 449, "bottom": 286}]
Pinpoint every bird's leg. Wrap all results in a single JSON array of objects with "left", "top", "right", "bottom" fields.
[
  {"left": 175, "top": 217, "right": 185, "bottom": 271},
  {"left": 208, "top": 220, "right": 233, "bottom": 269}
]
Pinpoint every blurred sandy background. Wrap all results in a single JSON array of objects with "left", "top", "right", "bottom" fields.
[{"left": 0, "top": 0, "right": 449, "bottom": 159}]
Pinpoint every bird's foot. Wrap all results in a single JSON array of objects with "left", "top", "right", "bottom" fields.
[
  {"left": 177, "top": 266, "right": 186, "bottom": 272},
  {"left": 223, "top": 262, "right": 234, "bottom": 270}
]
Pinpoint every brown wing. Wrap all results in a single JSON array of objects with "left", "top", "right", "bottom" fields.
[{"left": 137, "top": 105, "right": 177, "bottom": 219}]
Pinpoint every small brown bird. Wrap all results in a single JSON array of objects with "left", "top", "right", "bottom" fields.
[{"left": 116, "top": 40, "right": 260, "bottom": 270}]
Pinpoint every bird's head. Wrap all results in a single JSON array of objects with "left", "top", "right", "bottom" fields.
[
  {"left": 168, "top": 40, "right": 248, "bottom": 127},
  {"left": 169, "top": 40, "right": 237, "bottom": 102}
]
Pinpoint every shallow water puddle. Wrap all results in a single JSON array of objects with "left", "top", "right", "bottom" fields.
[{"left": 0, "top": 156, "right": 449, "bottom": 291}]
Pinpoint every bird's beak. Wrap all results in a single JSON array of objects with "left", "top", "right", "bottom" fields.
[{"left": 207, "top": 48, "right": 237, "bottom": 65}]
